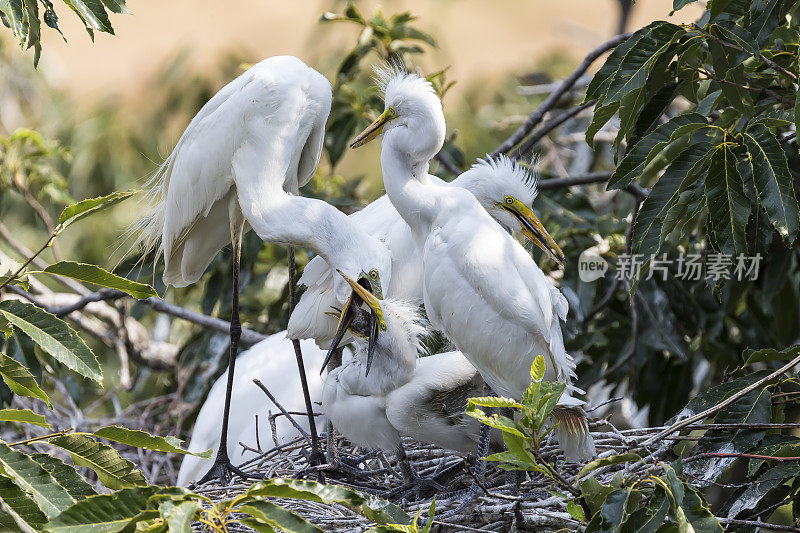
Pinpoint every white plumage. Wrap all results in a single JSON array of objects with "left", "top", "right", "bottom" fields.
[
  {"left": 352, "top": 67, "right": 595, "bottom": 461},
  {"left": 177, "top": 332, "right": 352, "bottom": 486}
]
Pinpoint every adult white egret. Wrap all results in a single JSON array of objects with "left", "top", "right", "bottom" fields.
[
  {"left": 136, "top": 56, "right": 391, "bottom": 483},
  {"left": 323, "top": 273, "right": 487, "bottom": 491},
  {"left": 350, "top": 67, "right": 595, "bottom": 463},
  {"left": 288, "top": 156, "right": 552, "bottom": 350},
  {"left": 177, "top": 332, "right": 352, "bottom": 486}
]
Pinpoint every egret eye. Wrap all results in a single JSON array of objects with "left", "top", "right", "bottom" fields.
[
  {"left": 387, "top": 106, "right": 396, "bottom": 116},
  {"left": 380, "top": 323, "right": 387, "bottom": 331},
  {"left": 504, "top": 196, "right": 514, "bottom": 205},
  {"left": 369, "top": 269, "right": 379, "bottom": 281}
]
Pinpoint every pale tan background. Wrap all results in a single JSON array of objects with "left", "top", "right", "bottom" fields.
[{"left": 34, "top": 0, "right": 701, "bottom": 104}]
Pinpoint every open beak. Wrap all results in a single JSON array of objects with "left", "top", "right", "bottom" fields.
[
  {"left": 350, "top": 107, "right": 397, "bottom": 149},
  {"left": 502, "top": 199, "right": 566, "bottom": 267},
  {"left": 326, "top": 270, "right": 386, "bottom": 377}
]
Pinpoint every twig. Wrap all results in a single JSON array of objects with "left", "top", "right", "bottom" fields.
[
  {"left": 435, "top": 151, "right": 462, "bottom": 175},
  {"left": 683, "top": 452, "right": 800, "bottom": 464},
  {"left": 687, "top": 65, "right": 795, "bottom": 106},
  {"left": 252, "top": 379, "right": 312, "bottom": 443},
  {"left": 537, "top": 172, "right": 612, "bottom": 190},
  {"left": 586, "top": 397, "right": 624, "bottom": 413},
  {"left": 513, "top": 100, "right": 596, "bottom": 158},
  {"left": 584, "top": 277, "right": 621, "bottom": 323},
  {"left": 9, "top": 428, "right": 74, "bottom": 446},
  {"left": 718, "top": 518, "right": 800, "bottom": 533},
  {"left": 492, "top": 33, "right": 632, "bottom": 156},
  {"left": 50, "top": 288, "right": 127, "bottom": 316},
  {"left": 0, "top": 227, "right": 59, "bottom": 292},
  {"left": 642, "top": 351, "right": 800, "bottom": 445}
]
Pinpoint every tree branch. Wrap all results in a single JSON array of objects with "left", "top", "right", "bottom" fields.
[
  {"left": 492, "top": 33, "right": 632, "bottom": 156},
  {"left": 537, "top": 172, "right": 612, "bottom": 190},
  {"left": 513, "top": 99, "right": 596, "bottom": 158}
]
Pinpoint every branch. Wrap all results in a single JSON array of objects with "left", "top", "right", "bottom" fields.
[
  {"left": 537, "top": 172, "right": 612, "bottom": 190},
  {"left": 642, "top": 351, "right": 800, "bottom": 445},
  {"left": 513, "top": 99, "right": 596, "bottom": 157},
  {"left": 253, "top": 378, "right": 311, "bottom": 443},
  {"left": 717, "top": 519, "right": 800, "bottom": 533},
  {"left": 491, "top": 33, "right": 632, "bottom": 156},
  {"left": 0, "top": 226, "right": 59, "bottom": 292},
  {"left": 434, "top": 151, "right": 462, "bottom": 175},
  {"left": 683, "top": 452, "right": 800, "bottom": 464}
]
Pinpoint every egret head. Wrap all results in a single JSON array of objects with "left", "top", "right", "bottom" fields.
[
  {"left": 458, "top": 156, "right": 565, "bottom": 267},
  {"left": 334, "top": 236, "right": 392, "bottom": 304},
  {"left": 350, "top": 65, "right": 446, "bottom": 163},
  {"left": 323, "top": 271, "right": 426, "bottom": 377}
]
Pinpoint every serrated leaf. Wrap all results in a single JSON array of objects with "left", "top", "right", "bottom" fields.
[
  {"left": 608, "top": 113, "right": 708, "bottom": 190},
  {"left": 40, "top": 262, "right": 157, "bottom": 300},
  {"left": 465, "top": 396, "right": 523, "bottom": 409},
  {"left": 530, "top": 355, "right": 545, "bottom": 382},
  {"left": 578, "top": 453, "right": 642, "bottom": 479},
  {"left": 44, "top": 486, "right": 162, "bottom": 533},
  {"left": 465, "top": 406, "right": 526, "bottom": 437},
  {"left": 158, "top": 500, "right": 198, "bottom": 533},
  {"left": 48, "top": 434, "right": 146, "bottom": 490},
  {"left": 58, "top": 191, "right": 136, "bottom": 230},
  {"left": 29, "top": 454, "right": 96, "bottom": 501},
  {"left": 704, "top": 144, "right": 751, "bottom": 254},
  {"left": 585, "top": 31, "right": 644, "bottom": 102},
  {"left": 100, "top": 0, "right": 128, "bottom": 14},
  {"left": 62, "top": 0, "right": 113, "bottom": 33},
  {"left": 0, "top": 442, "right": 75, "bottom": 518},
  {"left": 92, "top": 426, "right": 211, "bottom": 458},
  {"left": 742, "top": 124, "right": 799, "bottom": 243},
  {"left": 0, "top": 474, "right": 48, "bottom": 531},
  {"left": 742, "top": 345, "right": 800, "bottom": 365},
  {"left": 246, "top": 479, "right": 411, "bottom": 526},
  {"left": 0, "top": 301, "right": 102, "bottom": 383},
  {"left": 0, "top": 409, "right": 50, "bottom": 428},
  {"left": 0, "top": 353, "right": 51, "bottom": 408},
  {"left": 0, "top": 0, "right": 27, "bottom": 44},
  {"left": 239, "top": 501, "right": 322, "bottom": 533}
]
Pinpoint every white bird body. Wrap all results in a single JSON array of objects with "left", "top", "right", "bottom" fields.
[
  {"left": 355, "top": 68, "right": 594, "bottom": 461},
  {"left": 138, "top": 55, "right": 391, "bottom": 301},
  {"left": 323, "top": 297, "right": 484, "bottom": 455},
  {"left": 289, "top": 161, "right": 545, "bottom": 349},
  {"left": 177, "top": 332, "right": 352, "bottom": 486}
]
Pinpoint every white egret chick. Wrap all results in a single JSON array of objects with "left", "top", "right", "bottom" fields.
[
  {"left": 323, "top": 273, "right": 486, "bottom": 489},
  {"left": 350, "top": 67, "right": 595, "bottom": 463},
  {"left": 288, "top": 156, "right": 555, "bottom": 350},
  {"left": 136, "top": 56, "right": 391, "bottom": 484},
  {"left": 177, "top": 333, "right": 352, "bottom": 486}
]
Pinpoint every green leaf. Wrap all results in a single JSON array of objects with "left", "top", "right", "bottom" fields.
[
  {"left": 620, "top": 486, "right": 670, "bottom": 533},
  {"left": 158, "top": 500, "right": 198, "bottom": 533},
  {"left": 727, "top": 463, "right": 795, "bottom": 518},
  {"left": 0, "top": 353, "right": 51, "bottom": 408},
  {"left": 246, "top": 479, "right": 411, "bottom": 526},
  {"left": 580, "top": 477, "right": 616, "bottom": 515},
  {"left": 530, "top": 354, "right": 545, "bottom": 382},
  {"left": 62, "top": 0, "right": 113, "bottom": 33},
  {"left": 29, "top": 454, "right": 96, "bottom": 501},
  {"left": 578, "top": 453, "right": 641, "bottom": 479},
  {"left": 0, "top": 474, "right": 48, "bottom": 531},
  {"left": 92, "top": 426, "right": 211, "bottom": 458},
  {"left": 0, "top": 300, "right": 102, "bottom": 383},
  {"left": 608, "top": 113, "right": 708, "bottom": 190},
  {"left": 585, "top": 31, "right": 643, "bottom": 102},
  {"left": 743, "top": 345, "right": 800, "bottom": 365},
  {"left": 58, "top": 191, "right": 136, "bottom": 230},
  {"left": 742, "top": 124, "right": 799, "bottom": 243},
  {"left": 704, "top": 144, "right": 750, "bottom": 255},
  {"left": 239, "top": 501, "right": 322, "bottom": 533},
  {"left": 682, "top": 483, "right": 722, "bottom": 531},
  {"left": 600, "top": 487, "right": 632, "bottom": 530},
  {"left": 0, "top": 0, "right": 27, "bottom": 44},
  {"left": 100, "top": 0, "right": 128, "bottom": 14},
  {"left": 465, "top": 406, "right": 526, "bottom": 437},
  {"left": 0, "top": 442, "right": 75, "bottom": 518},
  {"left": 483, "top": 451, "right": 541, "bottom": 471},
  {"left": 0, "top": 409, "right": 50, "bottom": 428},
  {"left": 44, "top": 486, "right": 162, "bottom": 533},
  {"left": 40, "top": 262, "right": 157, "bottom": 300},
  {"left": 465, "top": 396, "right": 523, "bottom": 409},
  {"left": 23, "top": 0, "right": 40, "bottom": 65},
  {"left": 48, "top": 434, "right": 146, "bottom": 490}
]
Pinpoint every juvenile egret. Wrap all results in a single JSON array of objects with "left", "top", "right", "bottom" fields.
[
  {"left": 288, "top": 156, "right": 551, "bottom": 349},
  {"left": 136, "top": 56, "right": 391, "bottom": 483},
  {"left": 177, "top": 332, "right": 352, "bottom": 486},
  {"left": 350, "top": 67, "right": 595, "bottom": 463},
  {"left": 323, "top": 273, "right": 487, "bottom": 488}
]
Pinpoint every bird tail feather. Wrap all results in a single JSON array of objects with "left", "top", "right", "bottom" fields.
[{"left": 551, "top": 407, "right": 596, "bottom": 463}]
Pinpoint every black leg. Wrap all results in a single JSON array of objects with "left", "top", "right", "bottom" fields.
[
  {"left": 287, "top": 245, "right": 325, "bottom": 481},
  {"left": 197, "top": 227, "right": 251, "bottom": 486}
]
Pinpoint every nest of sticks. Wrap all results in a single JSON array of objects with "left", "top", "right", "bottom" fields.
[{"left": 191, "top": 416, "right": 683, "bottom": 533}]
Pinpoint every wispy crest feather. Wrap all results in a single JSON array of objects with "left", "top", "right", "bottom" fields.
[
  {"left": 473, "top": 154, "right": 539, "bottom": 199},
  {"left": 373, "top": 62, "right": 436, "bottom": 102}
]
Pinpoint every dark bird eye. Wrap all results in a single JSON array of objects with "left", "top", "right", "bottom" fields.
[
  {"left": 370, "top": 269, "right": 378, "bottom": 280},
  {"left": 505, "top": 197, "right": 514, "bottom": 204}
]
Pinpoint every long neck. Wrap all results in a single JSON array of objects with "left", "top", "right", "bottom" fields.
[
  {"left": 340, "top": 344, "right": 415, "bottom": 397},
  {"left": 239, "top": 193, "right": 372, "bottom": 271},
  {"left": 380, "top": 139, "right": 443, "bottom": 236}
]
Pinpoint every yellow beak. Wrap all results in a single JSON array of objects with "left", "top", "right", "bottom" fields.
[
  {"left": 350, "top": 107, "right": 398, "bottom": 149},
  {"left": 337, "top": 270, "right": 386, "bottom": 332},
  {"left": 502, "top": 198, "right": 566, "bottom": 267}
]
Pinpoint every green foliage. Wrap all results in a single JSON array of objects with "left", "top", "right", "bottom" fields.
[
  {"left": 91, "top": 426, "right": 211, "bottom": 458},
  {"left": 0, "top": 408, "right": 50, "bottom": 428},
  {"left": 38, "top": 262, "right": 158, "bottom": 299},
  {"left": 0, "top": 0, "right": 127, "bottom": 66},
  {"left": 48, "top": 433, "right": 147, "bottom": 490},
  {"left": 0, "top": 352, "right": 51, "bottom": 407}
]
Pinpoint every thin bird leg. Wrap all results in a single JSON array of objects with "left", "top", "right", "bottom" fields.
[
  {"left": 197, "top": 210, "right": 251, "bottom": 485},
  {"left": 288, "top": 245, "right": 325, "bottom": 478},
  {"left": 502, "top": 406, "right": 522, "bottom": 495},
  {"left": 383, "top": 445, "right": 447, "bottom": 501}
]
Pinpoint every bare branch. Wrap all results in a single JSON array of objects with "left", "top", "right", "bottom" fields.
[
  {"left": 491, "top": 33, "right": 632, "bottom": 156},
  {"left": 513, "top": 99, "right": 595, "bottom": 157},
  {"left": 537, "top": 172, "right": 612, "bottom": 190}
]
